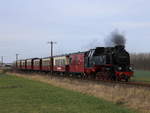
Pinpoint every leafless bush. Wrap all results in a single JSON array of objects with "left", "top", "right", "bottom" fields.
[{"left": 130, "top": 53, "right": 150, "bottom": 70}]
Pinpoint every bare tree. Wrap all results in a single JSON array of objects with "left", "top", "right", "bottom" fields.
[{"left": 130, "top": 53, "right": 150, "bottom": 70}]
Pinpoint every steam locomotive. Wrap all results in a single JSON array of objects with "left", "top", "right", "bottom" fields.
[
  {"left": 84, "top": 45, "right": 133, "bottom": 81},
  {"left": 15, "top": 45, "right": 133, "bottom": 82}
]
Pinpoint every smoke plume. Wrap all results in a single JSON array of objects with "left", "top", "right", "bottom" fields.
[{"left": 105, "top": 30, "right": 126, "bottom": 47}]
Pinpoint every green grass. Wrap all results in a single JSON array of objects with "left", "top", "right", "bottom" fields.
[
  {"left": 131, "top": 70, "right": 150, "bottom": 82},
  {"left": 0, "top": 73, "right": 137, "bottom": 113}
]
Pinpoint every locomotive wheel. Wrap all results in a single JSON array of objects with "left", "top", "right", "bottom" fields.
[
  {"left": 116, "top": 77, "right": 121, "bottom": 81},
  {"left": 125, "top": 78, "right": 128, "bottom": 82},
  {"left": 91, "top": 73, "right": 96, "bottom": 80},
  {"left": 110, "top": 74, "right": 116, "bottom": 81},
  {"left": 95, "top": 72, "right": 110, "bottom": 80},
  {"left": 125, "top": 77, "right": 129, "bottom": 82},
  {"left": 81, "top": 73, "right": 88, "bottom": 79}
]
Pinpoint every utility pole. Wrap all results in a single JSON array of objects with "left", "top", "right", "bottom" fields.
[
  {"left": 16, "top": 54, "right": 19, "bottom": 61},
  {"left": 47, "top": 41, "right": 56, "bottom": 75},
  {"left": 1, "top": 56, "right": 3, "bottom": 66},
  {"left": 16, "top": 54, "right": 19, "bottom": 67}
]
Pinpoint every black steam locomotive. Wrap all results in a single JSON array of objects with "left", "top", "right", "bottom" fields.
[{"left": 84, "top": 45, "right": 133, "bottom": 81}]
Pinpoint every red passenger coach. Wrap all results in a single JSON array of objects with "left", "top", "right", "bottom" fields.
[
  {"left": 53, "top": 55, "right": 69, "bottom": 73},
  {"left": 33, "top": 58, "right": 41, "bottom": 71},
  {"left": 41, "top": 57, "right": 51, "bottom": 72},
  {"left": 20, "top": 60, "right": 26, "bottom": 70},
  {"left": 26, "top": 58, "right": 38, "bottom": 70},
  {"left": 26, "top": 59, "right": 32, "bottom": 70},
  {"left": 16, "top": 60, "right": 21, "bottom": 69},
  {"left": 69, "top": 52, "right": 85, "bottom": 73}
]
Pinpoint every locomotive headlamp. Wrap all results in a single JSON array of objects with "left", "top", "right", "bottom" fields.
[
  {"left": 118, "top": 67, "right": 122, "bottom": 70},
  {"left": 129, "top": 67, "right": 133, "bottom": 70}
]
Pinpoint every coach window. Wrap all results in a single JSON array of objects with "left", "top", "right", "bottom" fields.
[
  {"left": 60, "top": 59, "right": 62, "bottom": 66},
  {"left": 35, "top": 61, "right": 37, "bottom": 66},
  {"left": 62, "top": 59, "right": 64, "bottom": 66},
  {"left": 27, "top": 61, "right": 30, "bottom": 66},
  {"left": 61, "top": 60, "right": 62, "bottom": 66},
  {"left": 61, "top": 59, "right": 63, "bottom": 66},
  {"left": 55, "top": 60, "right": 57, "bottom": 66},
  {"left": 46, "top": 61, "right": 49, "bottom": 66},
  {"left": 75, "top": 56, "right": 78, "bottom": 64},
  {"left": 45, "top": 61, "right": 47, "bottom": 66},
  {"left": 36, "top": 61, "right": 39, "bottom": 66},
  {"left": 62, "top": 59, "right": 65, "bottom": 66},
  {"left": 56, "top": 60, "right": 58, "bottom": 66},
  {"left": 59, "top": 59, "right": 61, "bottom": 66},
  {"left": 69, "top": 58, "right": 72, "bottom": 64},
  {"left": 47, "top": 61, "right": 50, "bottom": 66},
  {"left": 44, "top": 61, "right": 46, "bottom": 66},
  {"left": 63, "top": 59, "right": 66, "bottom": 65},
  {"left": 61, "top": 59, "right": 62, "bottom": 66},
  {"left": 57, "top": 60, "right": 59, "bottom": 66},
  {"left": 59, "top": 60, "right": 60, "bottom": 66}
]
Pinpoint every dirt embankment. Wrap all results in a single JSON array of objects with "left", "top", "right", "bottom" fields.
[{"left": 9, "top": 72, "right": 150, "bottom": 113}]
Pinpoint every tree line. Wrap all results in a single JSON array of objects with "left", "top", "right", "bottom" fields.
[{"left": 130, "top": 53, "right": 150, "bottom": 70}]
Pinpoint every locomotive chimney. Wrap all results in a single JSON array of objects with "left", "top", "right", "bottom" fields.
[{"left": 115, "top": 45, "right": 125, "bottom": 51}]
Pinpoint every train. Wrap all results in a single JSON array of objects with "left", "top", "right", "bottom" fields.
[{"left": 15, "top": 45, "right": 133, "bottom": 82}]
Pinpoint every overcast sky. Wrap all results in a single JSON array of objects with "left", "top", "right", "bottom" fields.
[{"left": 0, "top": 0, "right": 150, "bottom": 62}]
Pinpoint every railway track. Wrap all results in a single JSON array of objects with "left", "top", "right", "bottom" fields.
[
  {"left": 11, "top": 70, "right": 150, "bottom": 88},
  {"left": 93, "top": 79, "right": 150, "bottom": 88},
  {"left": 120, "top": 81, "right": 150, "bottom": 88},
  {"left": 60, "top": 75, "right": 150, "bottom": 88},
  {"left": 52, "top": 74, "right": 150, "bottom": 88}
]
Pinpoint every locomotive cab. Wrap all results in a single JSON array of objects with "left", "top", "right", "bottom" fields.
[{"left": 85, "top": 47, "right": 111, "bottom": 67}]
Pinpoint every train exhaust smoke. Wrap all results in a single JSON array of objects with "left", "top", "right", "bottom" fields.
[{"left": 105, "top": 30, "right": 126, "bottom": 47}]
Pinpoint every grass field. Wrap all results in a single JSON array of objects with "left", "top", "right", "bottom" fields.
[
  {"left": 131, "top": 70, "right": 150, "bottom": 82},
  {"left": 0, "top": 73, "right": 137, "bottom": 113}
]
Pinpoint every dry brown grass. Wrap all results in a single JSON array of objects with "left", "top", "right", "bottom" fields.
[{"left": 8, "top": 72, "right": 150, "bottom": 113}]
